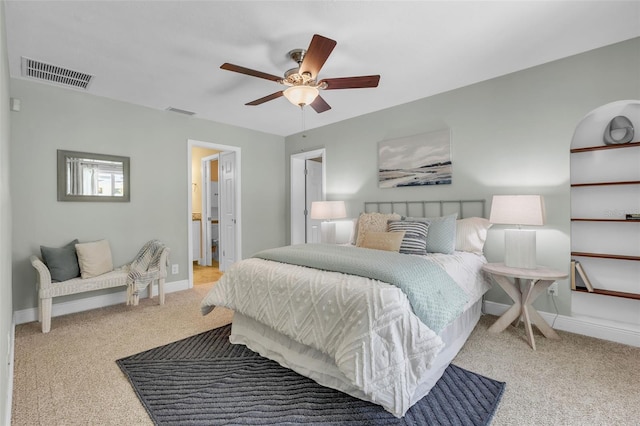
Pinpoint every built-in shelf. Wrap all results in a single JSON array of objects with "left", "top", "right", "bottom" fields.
[
  {"left": 571, "top": 180, "right": 640, "bottom": 187},
  {"left": 573, "top": 287, "right": 640, "bottom": 300},
  {"left": 570, "top": 140, "right": 640, "bottom": 301},
  {"left": 571, "top": 218, "right": 640, "bottom": 222},
  {"left": 571, "top": 251, "right": 640, "bottom": 262},
  {"left": 570, "top": 141, "right": 640, "bottom": 153}
]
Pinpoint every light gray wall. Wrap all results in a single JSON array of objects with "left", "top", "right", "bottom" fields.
[
  {"left": 10, "top": 78, "right": 286, "bottom": 311},
  {"left": 285, "top": 38, "right": 640, "bottom": 316},
  {"left": 0, "top": 1, "right": 13, "bottom": 422}
]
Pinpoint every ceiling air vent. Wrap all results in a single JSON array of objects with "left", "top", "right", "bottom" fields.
[
  {"left": 166, "top": 107, "right": 196, "bottom": 116},
  {"left": 21, "top": 57, "right": 93, "bottom": 89}
]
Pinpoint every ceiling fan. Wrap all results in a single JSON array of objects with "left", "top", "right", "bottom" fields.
[{"left": 220, "top": 34, "right": 380, "bottom": 113}]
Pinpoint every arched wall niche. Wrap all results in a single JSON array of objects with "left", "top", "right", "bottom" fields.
[
  {"left": 571, "top": 100, "right": 640, "bottom": 149},
  {"left": 569, "top": 99, "right": 640, "bottom": 327}
]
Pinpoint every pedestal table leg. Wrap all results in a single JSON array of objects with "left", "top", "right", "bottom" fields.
[
  {"left": 521, "top": 279, "right": 561, "bottom": 349},
  {"left": 488, "top": 274, "right": 523, "bottom": 333}
]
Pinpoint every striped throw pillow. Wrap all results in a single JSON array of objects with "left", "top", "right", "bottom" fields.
[{"left": 387, "top": 220, "right": 429, "bottom": 255}]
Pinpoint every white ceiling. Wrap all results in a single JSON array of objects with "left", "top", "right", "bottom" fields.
[{"left": 5, "top": 1, "right": 640, "bottom": 137}]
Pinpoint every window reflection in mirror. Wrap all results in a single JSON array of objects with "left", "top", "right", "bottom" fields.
[{"left": 57, "top": 150, "right": 130, "bottom": 202}]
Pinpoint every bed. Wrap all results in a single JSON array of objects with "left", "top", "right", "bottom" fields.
[{"left": 201, "top": 200, "right": 493, "bottom": 418}]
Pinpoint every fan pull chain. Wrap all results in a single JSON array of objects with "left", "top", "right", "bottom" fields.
[{"left": 300, "top": 105, "right": 306, "bottom": 132}]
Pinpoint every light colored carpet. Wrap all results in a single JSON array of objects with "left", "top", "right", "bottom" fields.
[
  {"left": 12, "top": 283, "right": 232, "bottom": 426},
  {"left": 454, "top": 315, "right": 640, "bottom": 425},
  {"left": 12, "top": 285, "right": 640, "bottom": 425}
]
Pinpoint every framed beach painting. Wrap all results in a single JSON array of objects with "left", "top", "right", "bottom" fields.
[{"left": 378, "top": 129, "right": 452, "bottom": 188}]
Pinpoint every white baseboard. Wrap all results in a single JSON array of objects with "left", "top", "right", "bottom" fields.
[
  {"left": 483, "top": 300, "right": 640, "bottom": 348},
  {"left": 16, "top": 285, "right": 637, "bottom": 347},
  {"left": 13, "top": 280, "right": 190, "bottom": 325},
  {"left": 5, "top": 319, "right": 14, "bottom": 426}
]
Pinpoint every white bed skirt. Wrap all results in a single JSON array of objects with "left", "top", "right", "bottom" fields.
[{"left": 230, "top": 299, "right": 483, "bottom": 415}]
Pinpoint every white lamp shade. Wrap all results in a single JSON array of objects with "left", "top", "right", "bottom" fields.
[
  {"left": 489, "top": 195, "right": 545, "bottom": 226},
  {"left": 310, "top": 201, "right": 347, "bottom": 220},
  {"left": 283, "top": 86, "right": 319, "bottom": 106}
]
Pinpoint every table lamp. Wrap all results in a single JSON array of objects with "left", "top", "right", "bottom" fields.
[
  {"left": 310, "top": 201, "right": 347, "bottom": 244},
  {"left": 489, "top": 195, "right": 545, "bottom": 269}
]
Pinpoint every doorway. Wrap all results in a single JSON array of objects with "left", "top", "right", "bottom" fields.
[
  {"left": 290, "top": 149, "right": 325, "bottom": 244},
  {"left": 188, "top": 140, "right": 241, "bottom": 287}
]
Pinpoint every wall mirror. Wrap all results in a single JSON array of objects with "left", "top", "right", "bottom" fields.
[{"left": 57, "top": 149, "right": 130, "bottom": 202}]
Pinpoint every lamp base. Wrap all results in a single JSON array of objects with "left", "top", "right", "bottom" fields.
[
  {"left": 504, "top": 229, "right": 537, "bottom": 269},
  {"left": 320, "top": 221, "right": 337, "bottom": 244}
]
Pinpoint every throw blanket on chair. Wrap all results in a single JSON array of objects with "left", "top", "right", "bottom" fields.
[{"left": 126, "top": 240, "right": 168, "bottom": 305}]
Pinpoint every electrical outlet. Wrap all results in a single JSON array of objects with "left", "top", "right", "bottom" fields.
[
  {"left": 547, "top": 282, "right": 558, "bottom": 296},
  {"left": 171, "top": 264, "right": 179, "bottom": 275}
]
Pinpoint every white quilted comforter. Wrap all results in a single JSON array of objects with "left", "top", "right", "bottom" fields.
[{"left": 201, "top": 257, "right": 448, "bottom": 417}]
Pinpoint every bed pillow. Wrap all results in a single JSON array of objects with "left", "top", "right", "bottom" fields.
[
  {"left": 404, "top": 213, "right": 458, "bottom": 254},
  {"left": 40, "top": 239, "right": 80, "bottom": 282},
  {"left": 75, "top": 239, "right": 114, "bottom": 279},
  {"left": 387, "top": 220, "right": 429, "bottom": 255},
  {"left": 355, "top": 212, "right": 401, "bottom": 247},
  {"left": 456, "top": 217, "right": 492, "bottom": 254},
  {"left": 360, "top": 231, "right": 406, "bottom": 252}
]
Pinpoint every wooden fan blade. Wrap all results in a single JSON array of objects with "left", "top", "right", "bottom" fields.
[
  {"left": 310, "top": 95, "right": 331, "bottom": 113},
  {"left": 221, "top": 63, "right": 282, "bottom": 82},
  {"left": 245, "top": 91, "right": 284, "bottom": 106},
  {"left": 299, "top": 34, "right": 337, "bottom": 79},
  {"left": 319, "top": 75, "right": 380, "bottom": 90}
]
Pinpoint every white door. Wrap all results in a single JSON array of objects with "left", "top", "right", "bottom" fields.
[
  {"left": 290, "top": 149, "right": 325, "bottom": 244},
  {"left": 219, "top": 151, "right": 237, "bottom": 271},
  {"left": 306, "top": 159, "right": 323, "bottom": 243},
  {"left": 201, "top": 154, "right": 219, "bottom": 266},
  {"left": 290, "top": 158, "right": 306, "bottom": 245}
]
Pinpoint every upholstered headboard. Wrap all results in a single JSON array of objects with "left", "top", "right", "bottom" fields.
[{"left": 363, "top": 199, "right": 486, "bottom": 219}]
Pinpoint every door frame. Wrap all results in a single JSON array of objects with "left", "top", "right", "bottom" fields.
[
  {"left": 188, "top": 139, "right": 242, "bottom": 288},
  {"left": 290, "top": 148, "right": 326, "bottom": 245}
]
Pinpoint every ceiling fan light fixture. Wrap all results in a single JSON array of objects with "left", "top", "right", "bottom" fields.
[
  {"left": 221, "top": 34, "right": 377, "bottom": 113},
  {"left": 283, "top": 85, "right": 318, "bottom": 107}
]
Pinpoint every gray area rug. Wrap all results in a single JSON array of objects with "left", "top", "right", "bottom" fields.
[{"left": 117, "top": 324, "right": 505, "bottom": 425}]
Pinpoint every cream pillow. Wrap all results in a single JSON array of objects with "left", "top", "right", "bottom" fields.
[
  {"left": 355, "top": 212, "right": 401, "bottom": 247},
  {"left": 75, "top": 239, "right": 114, "bottom": 278},
  {"left": 455, "top": 217, "right": 492, "bottom": 254},
  {"left": 360, "top": 231, "right": 406, "bottom": 252}
]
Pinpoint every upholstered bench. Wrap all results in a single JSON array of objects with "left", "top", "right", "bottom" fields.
[{"left": 30, "top": 239, "right": 169, "bottom": 333}]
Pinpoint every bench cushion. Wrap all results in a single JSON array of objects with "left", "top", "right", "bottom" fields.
[{"left": 39, "top": 267, "right": 128, "bottom": 299}]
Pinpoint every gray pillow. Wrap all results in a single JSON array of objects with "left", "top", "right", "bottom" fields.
[
  {"left": 40, "top": 239, "right": 80, "bottom": 282},
  {"left": 403, "top": 213, "right": 458, "bottom": 254}
]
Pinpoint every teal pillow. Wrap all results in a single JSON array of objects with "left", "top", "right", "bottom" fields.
[
  {"left": 40, "top": 239, "right": 80, "bottom": 282},
  {"left": 403, "top": 213, "right": 458, "bottom": 254}
]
